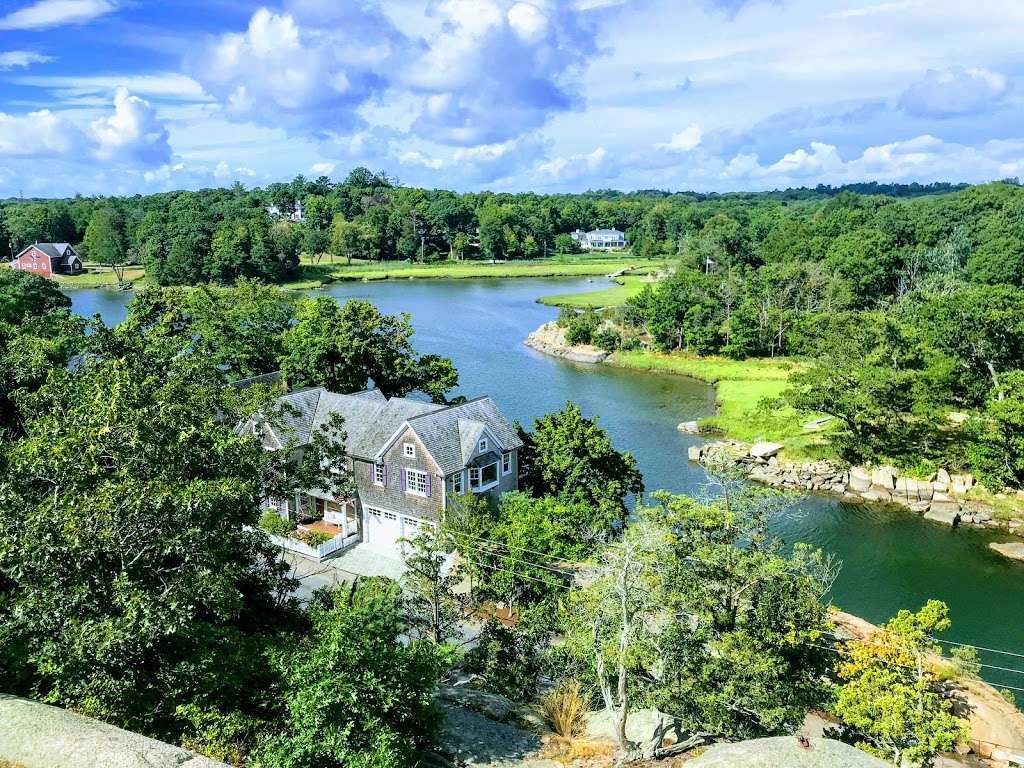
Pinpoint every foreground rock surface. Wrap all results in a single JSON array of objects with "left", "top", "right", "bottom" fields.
[
  {"left": 0, "top": 694, "right": 228, "bottom": 768},
  {"left": 990, "top": 541, "right": 1024, "bottom": 562},
  {"left": 525, "top": 322, "right": 609, "bottom": 363},
  {"left": 687, "top": 736, "right": 888, "bottom": 767}
]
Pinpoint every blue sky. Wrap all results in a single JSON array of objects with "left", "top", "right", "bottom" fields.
[{"left": 0, "top": 0, "right": 1021, "bottom": 197}]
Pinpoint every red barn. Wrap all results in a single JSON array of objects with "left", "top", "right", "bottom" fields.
[{"left": 9, "top": 243, "right": 83, "bottom": 278}]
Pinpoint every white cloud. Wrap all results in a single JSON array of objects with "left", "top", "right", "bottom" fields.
[
  {"left": 534, "top": 146, "right": 610, "bottom": 183},
  {"left": 214, "top": 160, "right": 257, "bottom": 179},
  {"left": 404, "top": 0, "right": 600, "bottom": 145},
  {"left": 767, "top": 141, "right": 843, "bottom": 176},
  {"left": 309, "top": 161, "right": 336, "bottom": 175},
  {"left": 0, "top": 50, "right": 53, "bottom": 69},
  {"left": 0, "top": 109, "right": 82, "bottom": 156},
  {"left": 89, "top": 87, "right": 171, "bottom": 165},
  {"left": 12, "top": 73, "right": 207, "bottom": 101},
  {"left": 399, "top": 151, "right": 443, "bottom": 170},
  {"left": 192, "top": 5, "right": 405, "bottom": 134},
  {"left": 0, "top": 0, "right": 116, "bottom": 30},
  {"left": 656, "top": 124, "right": 704, "bottom": 152},
  {"left": 899, "top": 66, "right": 1008, "bottom": 118}
]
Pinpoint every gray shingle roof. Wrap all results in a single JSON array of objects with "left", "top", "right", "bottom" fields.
[
  {"left": 407, "top": 397, "right": 523, "bottom": 475},
  {"left": 257, "top": 389, "right": 519, "bottom": 476}
]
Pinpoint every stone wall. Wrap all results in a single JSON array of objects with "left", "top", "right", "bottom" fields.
[{"left": 688, "top": 440, "right": 1024, "bottom": 533}]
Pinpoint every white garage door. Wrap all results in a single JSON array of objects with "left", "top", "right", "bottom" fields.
[{"left": 363, "top": 507, "right": 402, "bottom": 550}]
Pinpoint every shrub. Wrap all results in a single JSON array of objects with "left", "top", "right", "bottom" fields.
[
  {"left": 593, "top": 329, "right": 620, "bottom": 352},
  {"left": 542, "top": 678, "right": 586, "bottom": 737},
  {"left": 556, "top": 305, "right": 577, "bottom": 328},
  {"left": 177, "top": 704, "right": 259, "bottom": 766},
  {"left": 259, "top": 510, "right": 293, "bottom": 537},
  {"left": 463, "top": 619, "right": 542, "bottom": 702},
  {"left": 565, "top": 308, "right": 600, "bottom": 346},
  {"left": 1000, "top": 689, "right": 1017, "bottom": 709},
  {"left": 950, "top": 645, "right": 981, "bottom": 678},
  {"left": 297, "top": 529, "right": 333, "bottom": 546}
]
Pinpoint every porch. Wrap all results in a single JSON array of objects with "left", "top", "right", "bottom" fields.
[{"left": 265, "top": 492, "right": 363, "bottom": 561}]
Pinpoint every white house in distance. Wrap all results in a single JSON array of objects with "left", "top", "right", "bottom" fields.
[
  {"left": 570, "top": 228, "right": 628, "bottom": 249},
  {"left": 266, "top": 199, "right": 305, "bottom": 222}
]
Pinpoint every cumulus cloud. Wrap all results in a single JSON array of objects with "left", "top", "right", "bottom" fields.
[
  {"left": 192, "top": 4, "right": 405, "bottom": 135},
  {"left": 214, "top": 161, "right": 256, "bottom": 179},
  {"left": 656, "top": 124, "right": 703, "bottom": 152},
  {"left": 0, "top": 0, "right": 117, "bottom": 30},
  {"left": 0, "top": 50, "right": 53, "bottom": 69},
  {"left": 0, "top": 109, "right": 82, "bottom": 156},
  {"left": 405, "top": 0, "right": 600, "bottom": 146},
  {"left": 899, "top": 66, "right": 1008, "bottom": 118},
  {"left": 90, "top": 87, "right": 171, "bottom": 165},
  {"left": 451, "top": 133, "right": 549, "bottom": 182},
  {"left": 309, "top": 161, "right": 336, "bottom": 175}
]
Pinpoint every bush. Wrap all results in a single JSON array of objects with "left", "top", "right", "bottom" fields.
[
  {"left": 259, "top": 510, "right": 293, "bottom": 537},
  {"left": 949, "top": 645, "right": 981, "bottom": 678},
  {"left": 554, "top": 233, "right": 582, "bottom": 254},
  {"left": 463, "top": 619, "right": 542, "bottom": 702},
  {"left": 297, "top": 528, "right": 333, "bottom": 546},
  {"left": 556, "top": 305, "right": 577, "bottom": 328},
  {"left": 593, "top": 329, "right": 620, "bottom": 352},
  {"left": 565, "top": 308, "right": 600, "bottom": 346},
  {"left": 542, "top": 678, "right": 586, "bottom": 737}
]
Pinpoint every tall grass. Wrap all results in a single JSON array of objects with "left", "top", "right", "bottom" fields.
[{"left": 542, "top": 679, "right": 587, "bottom": 738}]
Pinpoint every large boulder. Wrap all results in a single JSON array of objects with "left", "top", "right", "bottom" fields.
[
  {"left": 848, "top": 466, "right": 871, "bottom": 493},
  {"left": 436, "top": 685, "right": 516, "bottom": 722},
  {"left": 686, "top": 736, "right": 888, "bottom": 768},
  {"left": 0, "top": 694, "right": 230, "bottom": 768},
  {"left": 925, "top": 507, "right": 962, "bottom": 527},
  {"left": 870, "top": 466, "right": 897, "bottom": 490},
  {"left": 687, "top": 445, "right": 703, "bottom": 462},
  {"left": 749, "top": 442, "right": 784, "bottom": 460}
]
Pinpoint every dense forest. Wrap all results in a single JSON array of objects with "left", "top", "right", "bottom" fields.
[{"left": 0, "top": 167, "right": 1013, "bottom": 286}]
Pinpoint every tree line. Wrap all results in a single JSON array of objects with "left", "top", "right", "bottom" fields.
[{"left": 1, "top": 170, "right": 1012, "bottom": 286}]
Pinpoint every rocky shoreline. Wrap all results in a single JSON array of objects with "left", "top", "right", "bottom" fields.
[
  {"left": 688, "top": 440, "right": 1024, "bottom": 543},
  {"left": 524, "top": 321, "right": 609, "bottom": 363}
]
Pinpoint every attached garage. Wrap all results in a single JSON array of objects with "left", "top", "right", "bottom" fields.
[{"left": 363, "top": 506, "right": 404, "bottom": 549}]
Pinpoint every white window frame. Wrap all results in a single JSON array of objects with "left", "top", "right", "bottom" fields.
[
  {"left": 383, "top": 511, "right": 397, "bottom": 521},
  {"left": 403, "top": 442, "right": 416, "bottom": 458},
  {"left": 452, "top": 471, "right": 464, "bottom": 494},
  {"left": 470, "top": 461, "right": 500, "bottom": 492},
  {"left": 478, "top": 437, "right": 488, "bottom": 453},
  {"left": 405, "top": 468, "right": 429, "bottom": 497},
  {"left": 373, "top": 463, "right": 386, "bottom": 486},
  {"left": 502, "top": 452, "right": 513, "bottom": 476}
]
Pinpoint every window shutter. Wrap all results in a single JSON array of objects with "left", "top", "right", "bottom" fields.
[
  {"left": 425, "top": 474, "right": 432, "bottom": 497},
  {"left": 400, "top": 468, "right": 407, "bottom": 492},
  {"left": 382, "top": 464, "right": 388, "bottom": 486}
]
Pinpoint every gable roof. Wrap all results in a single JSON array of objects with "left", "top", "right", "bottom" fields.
[
  {"left": 405, "top": 397, "right": 523, "bottom": 476},
  {"left": 15, "top": 242, "right": 80, "bottom": 265},
  {"left": 251, "top": 387, "right": 521, "bottom": 476}
]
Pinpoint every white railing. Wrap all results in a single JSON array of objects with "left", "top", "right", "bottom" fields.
[{"left": 266, "top": 530, "right": 361, "bottom": 561}]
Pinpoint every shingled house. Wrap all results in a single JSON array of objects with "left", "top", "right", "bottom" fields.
[
  {"left": 9, "top": 242, "right": 83, "bottom": 277},
  {"left": 242, "top": 386, "right": 522, "bottom": 557}
]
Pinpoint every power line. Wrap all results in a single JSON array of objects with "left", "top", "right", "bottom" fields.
[
  {"left": 935, "top": 637, "right": 1024, "bottom": 661},
  {"left": 458, "top": 555, "right": 574, "bottom": 590}
]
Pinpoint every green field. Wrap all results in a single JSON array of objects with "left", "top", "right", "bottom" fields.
[
  {"left": 536, "top": 274, "right": 656, "bottom": 307},
  {"left": 285, "top": 253, "right": 649, "bottom": 288},
  {"left": 609, "top": 349, "right": 831, "bottom": 458},
  {"left": 52, "top": 265, "right": 148, "bottom": 289}
]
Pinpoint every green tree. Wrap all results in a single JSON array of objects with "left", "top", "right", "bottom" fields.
[
  {"left": 401, "top": 527, "right": 465, "bottom": 644},
  {"left": 329, "top": 214, "right": 373, "bottom": 265},
  {"left": 256, "top": 579, "right": 448, "bottom": 768},
  {"left": 965, "top": 370, "right": 1024, "bottom": 489},
  {"left": 83, "top": 207, "right": 127, "bottom": 281},
  {"left": 280, "top": 297, "right": 458, "bottom": 402},
  {"left": 834, "top": 601, "right": 969, "bottom": 767},
  {"left": 0, "top": 343, "right": 345, "bottom": 738},
  {"left": 520, "top": 402, "right": 643, "bottom": 522}
]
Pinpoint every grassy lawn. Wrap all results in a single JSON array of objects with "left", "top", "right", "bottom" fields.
[
  {"left": 52, "top": 265, "right": 148, "bottom": 289},
  {"left": 288, "top": 253, "right": 653, "bottom": 287},
  {"left": 609, "top": 349, "right": 833, "bottom": 459},
  {"left": 537, "top": 274, "right": 655, "bottom": 307}
]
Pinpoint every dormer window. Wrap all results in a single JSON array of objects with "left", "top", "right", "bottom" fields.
[
  {"left": 478, "top": 438, "right": 488, "bottom": 453},
  {"left": 403, "top": 442, "right": 416, "bottom": 458}
]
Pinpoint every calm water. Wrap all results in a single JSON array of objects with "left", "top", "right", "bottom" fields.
[{"left": 68, "top": 279, "right": 1024, "bottom": 686}]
